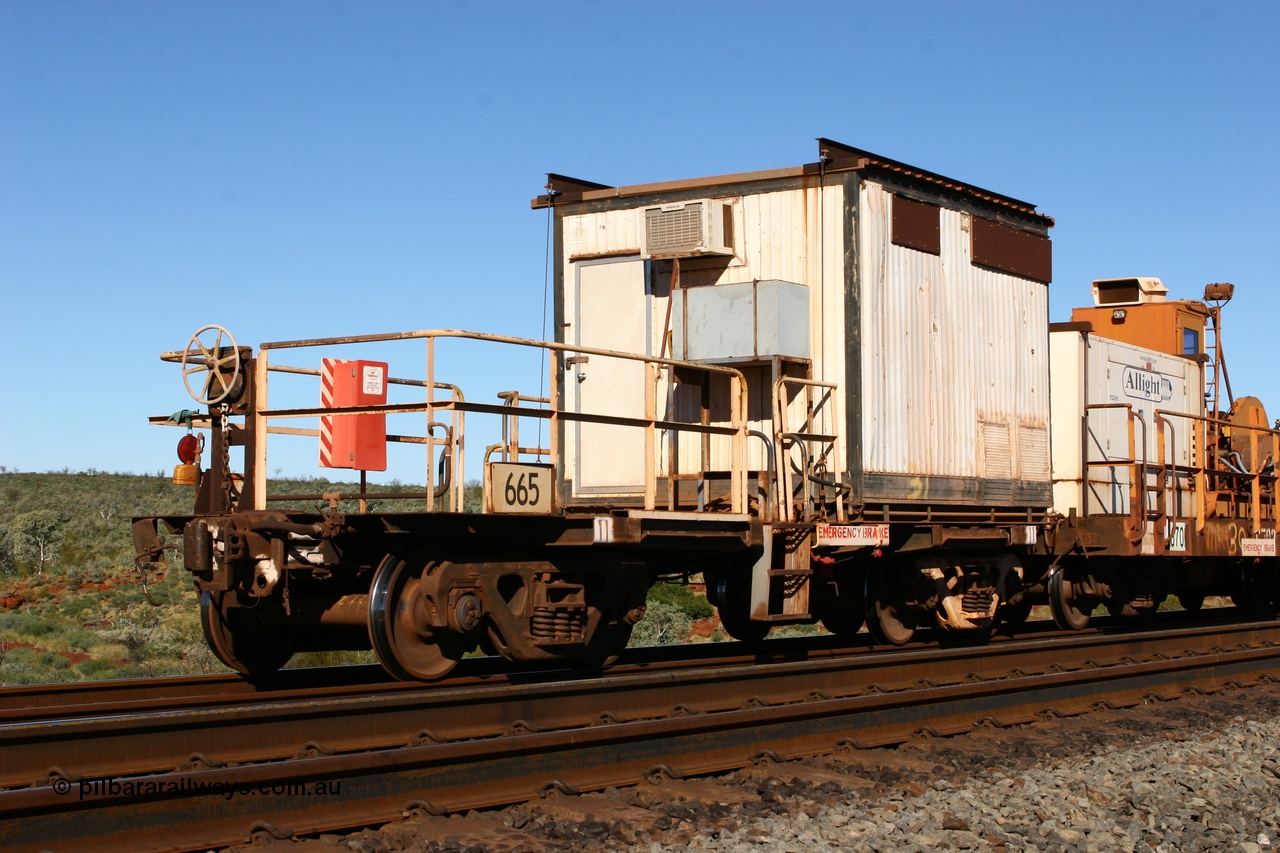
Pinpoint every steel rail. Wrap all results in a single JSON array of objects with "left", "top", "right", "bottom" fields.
[
  {"left": 0, "top": 620, "right": 1062, "bottom": 724},
  {"left": 1, "top": 620, "right": 1279, "bottom": 852},
  {"left": 0, "top": 611, "right": 1210, "bottom": 723},
  {"left": 0, "top": 619, "right": 1270, "bottom": 789}
]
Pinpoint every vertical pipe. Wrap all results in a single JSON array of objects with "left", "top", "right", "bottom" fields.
[
  {"left": 1080, "top": 333, "right": 1089, "bottom": 516},
  {"left": 731, "top": 374, "right": 745, "bottom": 515},
  {"left": 644, "top": 361, "right": 656, "bottom": 511},
  {"left": 252, "top": 349, "right": 269, "bottom": 512},
  {"left": 1195, "top": 416, "right": 1207, "bottom": 533},
  {"left": 699, "top": 374, "right": 710, "bottom": 512},
  {"left": 455, "top": 392, "right": 465, "bottom": 513},
  {"left": 773, "top": 379, "right": 791, "bottom": 522},
  {"left": 1251, "top": 431, "right": 1261, "bottom": 533},
  {"left": 1127, "top": 407, "right": 1141, "bottom": 544},
  {"left": 426, "top": 336, "right": 436, "bottom": 512},
  {"left": 667, "top": 371, "right": 677, "bottom": 512},
  {"left": 549, "top": 349, "right": 561, "bottom": 507}
]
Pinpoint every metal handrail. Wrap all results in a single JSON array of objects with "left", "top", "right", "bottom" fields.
[
  {"left": 238, "top": 329, "right": 750, "bottom": 516},
  {"left": 772, "top": 376, "right": 844, "bottom": 523}
]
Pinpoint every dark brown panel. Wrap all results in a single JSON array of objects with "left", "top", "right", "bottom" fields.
[
  {"left": 1093, "top": 279, "right": 1141, "bottom": 304},
  {"left": 892, "top": 195, "right": 941, "bottom": 255},
  {"left": 971, "top": 217, "right": 1052, "bottom": 283},
  {"left": 531, "top": 174, "right": 615, "bottom": 208},
  {"left": 1049, "top": 321, "right": 1093, "bottom": 333}
]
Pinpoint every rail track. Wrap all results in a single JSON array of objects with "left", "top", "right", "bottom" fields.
[{"left": 3, "top": 614, "right": 1280, "bottom": 852}]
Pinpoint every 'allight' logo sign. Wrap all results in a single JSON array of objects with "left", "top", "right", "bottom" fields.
[{"left": 1122, "top": 366, "right": 1173, "bottom": 402}]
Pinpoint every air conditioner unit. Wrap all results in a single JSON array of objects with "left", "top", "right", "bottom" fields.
[
  {"left": 640, "top": 199, "right": 734, "bottom": 260},
  {"left": 1091, "top": 277, "right": 1169, "bottom": 306}
]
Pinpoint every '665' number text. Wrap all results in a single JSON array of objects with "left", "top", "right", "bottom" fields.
[{"left": 488, "top": 462, "right": 554, "bottom": 514}]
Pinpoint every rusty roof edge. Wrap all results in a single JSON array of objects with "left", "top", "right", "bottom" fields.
[
  {"left": 531, "top": 165, "right": 808, "bottom": 209},
  {"left": 815, "top": 137, "right": 1054, "bottom": 227},
  {"left": 532, "top": 141, "right": 1054, "bottom": 228}
]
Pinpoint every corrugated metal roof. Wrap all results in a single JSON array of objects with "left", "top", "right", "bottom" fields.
[{"left": 532, "top": 138, "right": 1054, "bottom": 228}]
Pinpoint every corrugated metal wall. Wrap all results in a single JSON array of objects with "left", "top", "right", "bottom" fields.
[{"left": 858, "top": 183, "right": 1050, "bottom": 483}]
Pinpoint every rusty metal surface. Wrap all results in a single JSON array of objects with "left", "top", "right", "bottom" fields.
[
  {"left": 859, "top": 181, "right": 1051, "bottom": 495},
  {"left": 970, "top": 215, "right": 1053, "bottom": 283},
  {"left": 2, "top": 618, "right": 1279, "bottom": 852},
  {"left": 0, "top": 666, "right": 408, "bottom": 727},
  {"left": 890, "top": 194, "right": 941, "bottom": 255},
  {"left": 532, "top": 139, "right": 1053, "bottom": 228}
]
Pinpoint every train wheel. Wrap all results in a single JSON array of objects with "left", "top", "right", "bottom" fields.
[
  {"left": 813, "top": 574, "right": 865, "bottom": 637},
  {"left": 1232, "top": 564, "right": 1280, "bottom": 615},
  {"left": 998, "top": 596, "right": 1034, "bottom": 627},
  {"left": 707, "top": 571, "right": 769, "bottom": 642},
  {"left": 200, "top": 591, "right": 294, "bottom": 678},
  {"left": 368, "top": 555, "right": 469, "bottom": 681},
  {"left": 1177, "top": 593, "right": 1205, "bottom": 613},
  {"left": 1047, "top": 568, "right": 1092, "bottom": 630},
  {"left": 575, "top": 621, "right": 635, "bottom": 668},
  {"left": 819, "top": 608, "right": 865, "bottom": 638},
  {"left": 864, "top": 567, "right": 917, "bottom": 645}
]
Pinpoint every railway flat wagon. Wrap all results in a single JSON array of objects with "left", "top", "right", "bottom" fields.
[
  {"left": 135, "top": 139, "right": 1275, "bottom": 683},
  {"left": 1044, "top": 278, "right": 1280, "bottom": 626},
  {"left": 132, "top": 139, "right": 1060, "bottom": 679}
]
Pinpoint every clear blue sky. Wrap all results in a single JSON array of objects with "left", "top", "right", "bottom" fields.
[{"left": 2, "top": 1, "right": 1277, "bottom": 479}]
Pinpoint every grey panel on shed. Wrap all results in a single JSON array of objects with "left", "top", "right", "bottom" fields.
[
  {"left": 672, "top": 280, "right": 810, "bottom": 362},
  {"left": 861, "top": 473, "right": 1052, "bottom": 507}
]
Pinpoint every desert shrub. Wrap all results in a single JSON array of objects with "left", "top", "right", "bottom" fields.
[
  {"left": 286, "top": 650, "right": 378, "bottom": 669},
  {"left": 647, "top": 582, "right": 714, "bottom": 620},
  {"left": 64, "top": 629, "right": 103, "bottom": 651},
  {"left": 41, "top": 651, "right": 71, "bottom": 670},
  {"left": 0, "top": 611, "right": 61, "bottom": 639},
  {"left": 76, "top": 656, "right": 116, "bottom": 678},
  {"left": 628, "top": 600, "right": 692, "bottom": 647},
  {"left": 58, "top": 595, "right": 100, "bottom": 619},
  {"left": 0, "top": 646, "right": 45, "bottom": 684}
]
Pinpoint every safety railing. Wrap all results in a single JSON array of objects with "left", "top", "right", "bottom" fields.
[
  {"left": 1082, "top": 402, "right": 1278, "bottom": 544},
  {"left": 1154, "top": 409, "right": 1278, "bottom": 535},
  {"left": 239, "top": 329, "right": 751, "bottom": 516},
  {"left": 772, "top": 376, "right": 845, "bottom": 523},
  {"left": 1082, "top": 403, "right": 1146, "bottom": 541}
]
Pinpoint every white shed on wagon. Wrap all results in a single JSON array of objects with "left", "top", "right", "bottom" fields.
[{"left": 533, "top": 140, "right": 1055, "bottom": 522}]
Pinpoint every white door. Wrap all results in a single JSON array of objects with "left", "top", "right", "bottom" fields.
[{"left": 571, "top": 258, "right": 650, "bottom": 495}]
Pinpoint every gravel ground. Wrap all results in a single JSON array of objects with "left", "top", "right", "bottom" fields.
[{"left": 240, "top": 682, "right": 1280, "bottom": 853}]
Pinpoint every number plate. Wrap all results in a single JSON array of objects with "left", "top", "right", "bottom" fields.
[
  {"left": 487, "top": 462, "right": 555, "bottom": 514},
  {"left": 815, "top": 524, "right": 890, "bottom": 547}
]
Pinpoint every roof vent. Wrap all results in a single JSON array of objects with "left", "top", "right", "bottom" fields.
[
  {"left": 641, "top": 199, "right": 733, "bottom": 260},
  {"left": 1091, "top": 277, "right": 1168, "bottom": 307}
]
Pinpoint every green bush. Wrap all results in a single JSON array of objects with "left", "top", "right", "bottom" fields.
[
  {"left": 646, "top": 582, "right": 714, "bottom": 620},
  {"left": 286, "top": 650, "right": 378, "bottom": 669},
  {"left": 76, "top": 657, "right": 116, "bottom": 677},
  {"left": 62, "top": 629, "right": 105, "bottom": 652},
  {"left": 0, "top": 611, "right": 61, "bottom": 639},
  {"left": 41, "top": 651, "right": 71, "bottom": 670},
  {"left": 58, "top": 595, "right": 101, "bottom": 619},
  {"left": 628, "top": 600, "right": 692, "bottom": 647}
]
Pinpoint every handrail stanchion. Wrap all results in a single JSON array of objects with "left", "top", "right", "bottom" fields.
[
  {"left": 252, "top": 348, "right": 269, "bottom": 512},
  {"left": 644, "top": 361, "right": 657, "bottom": 512}
]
